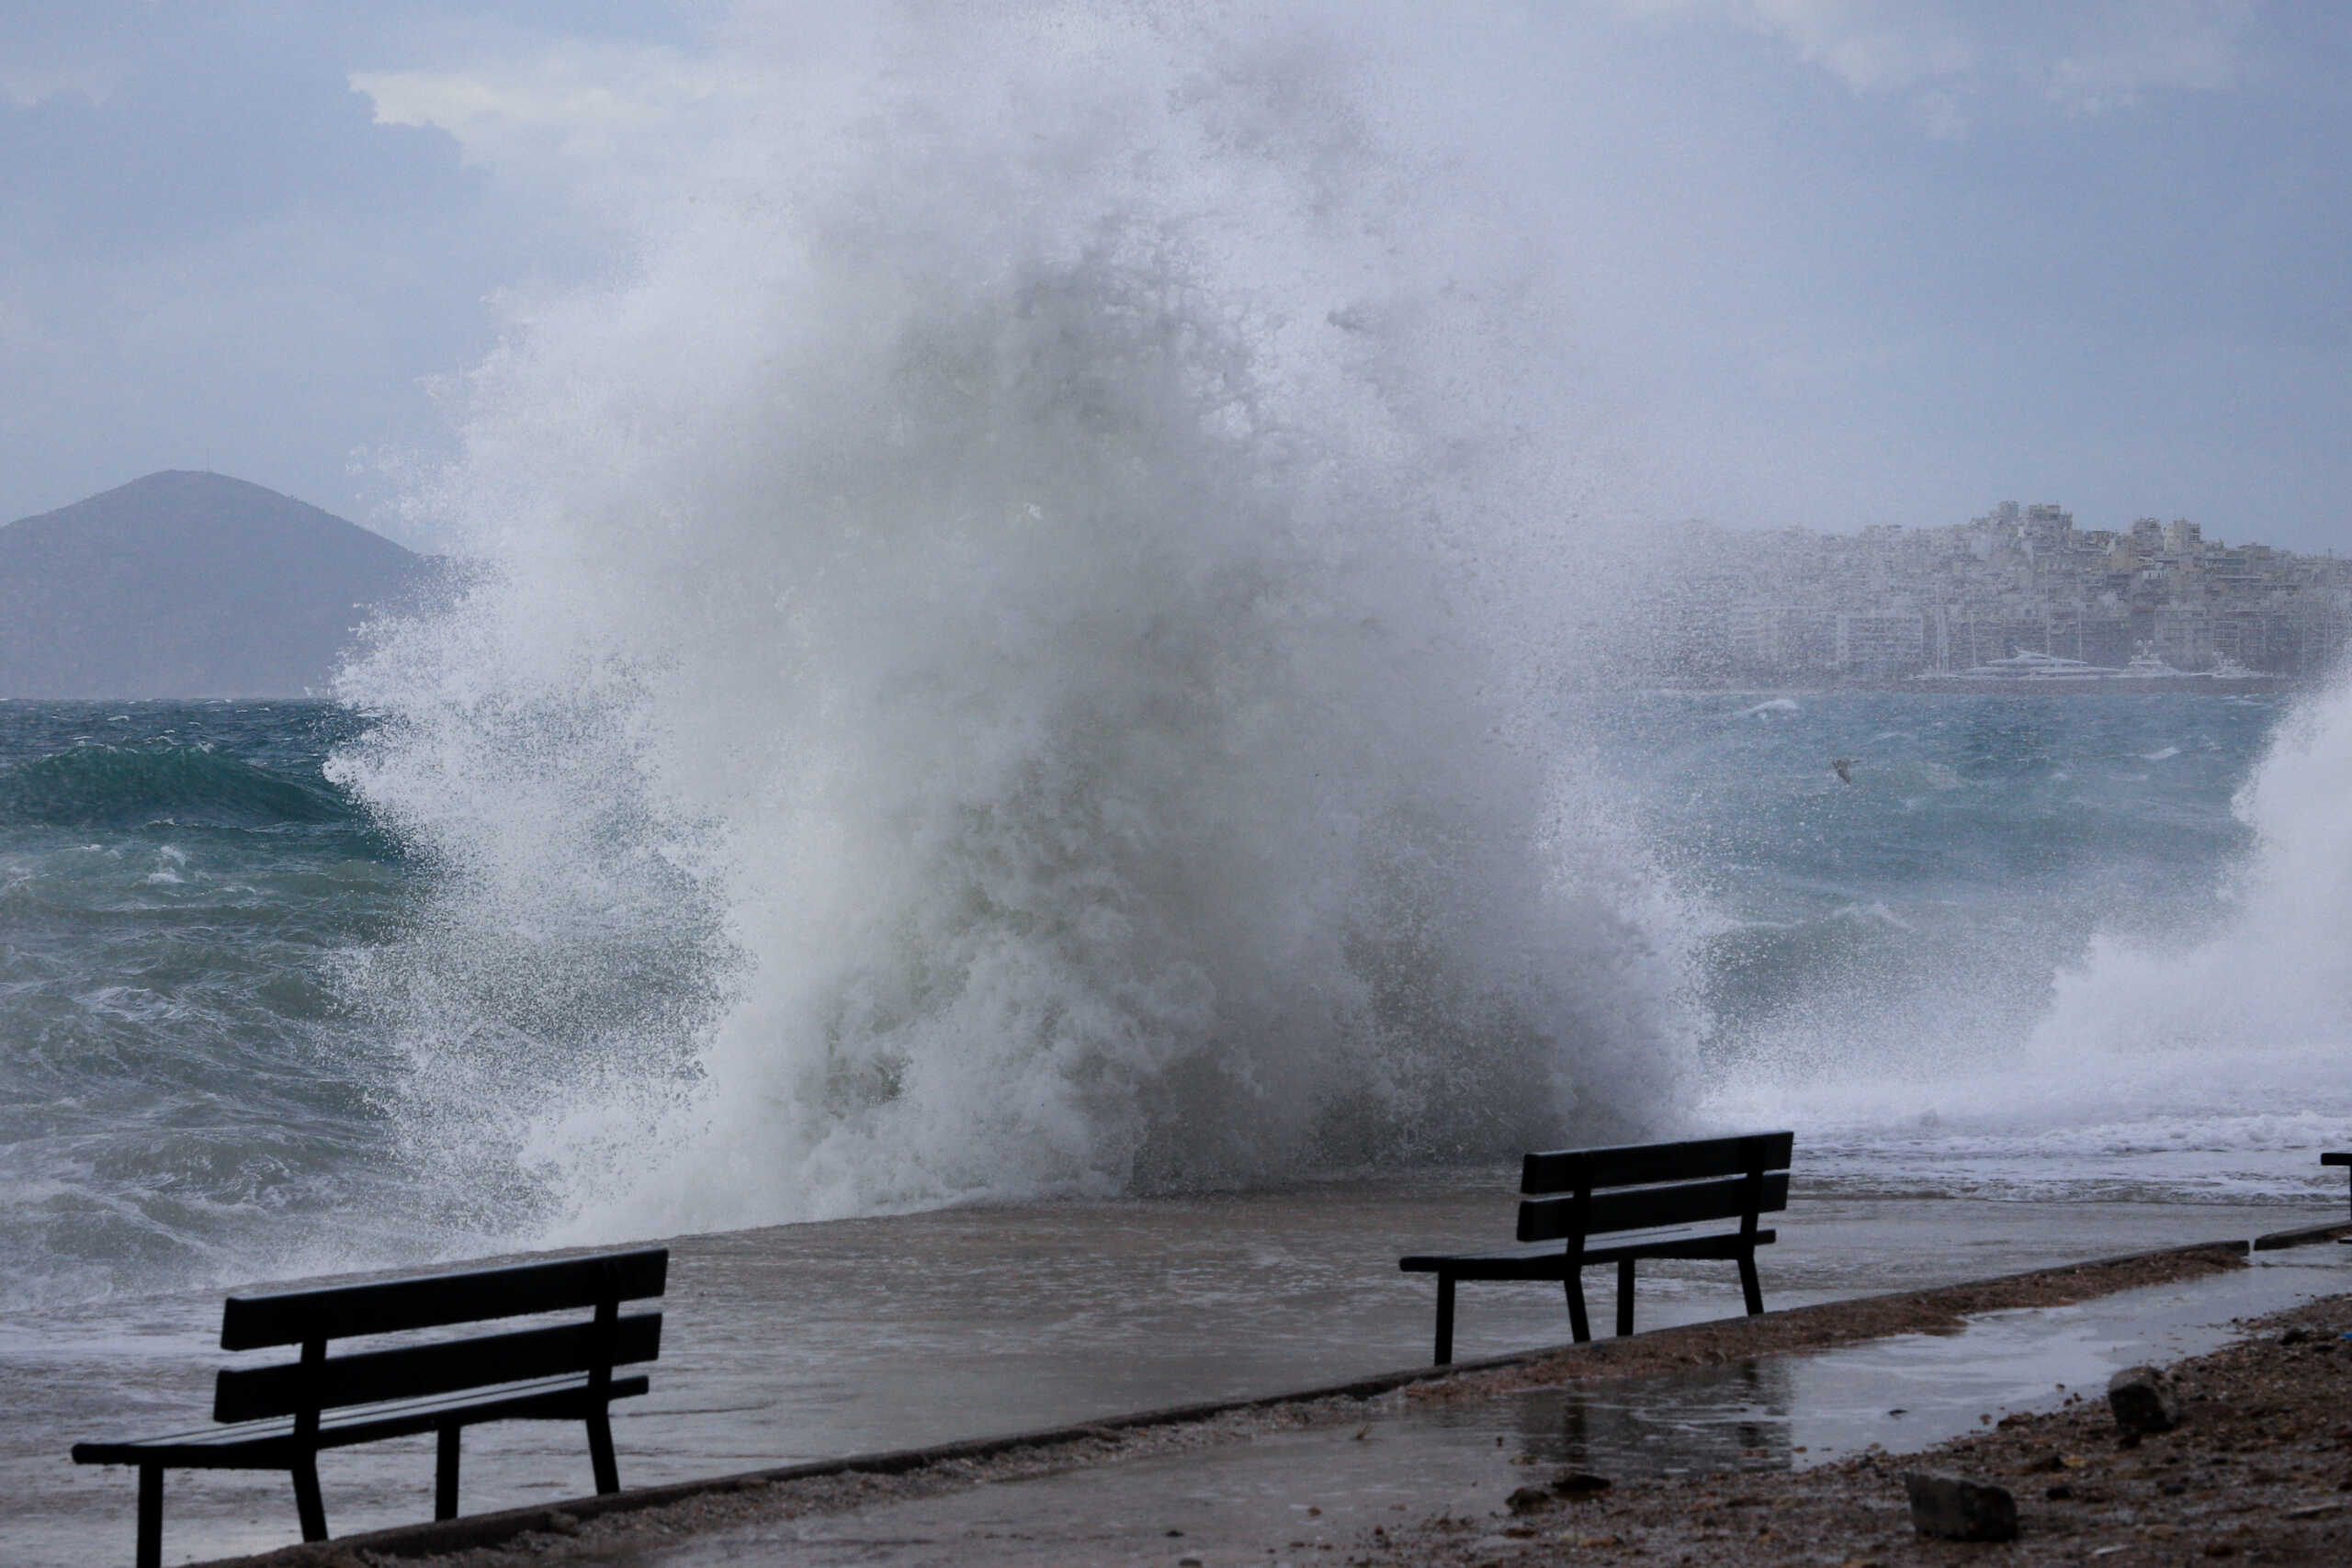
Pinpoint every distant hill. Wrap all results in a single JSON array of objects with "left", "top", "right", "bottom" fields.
[{"left": 0, "top": 471, "right": 438, "bottom": 699}]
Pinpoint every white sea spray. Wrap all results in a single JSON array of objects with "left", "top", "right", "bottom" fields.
[{"left": 330, "top": 2, "right": 1702, "bottom": 1250}]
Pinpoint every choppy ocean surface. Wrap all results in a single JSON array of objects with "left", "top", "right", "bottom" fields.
[{"left": 3, "top": 690, "right": 2345, "bottom": 1314}]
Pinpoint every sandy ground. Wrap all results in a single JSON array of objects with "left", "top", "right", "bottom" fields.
[{"left": 192, "top": 1241, "right": 2345, "bottom": 1568}]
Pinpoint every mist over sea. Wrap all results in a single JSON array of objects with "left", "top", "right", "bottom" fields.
[{"left": 4, "top": 689, "right": 2346, "bottom": 1313}]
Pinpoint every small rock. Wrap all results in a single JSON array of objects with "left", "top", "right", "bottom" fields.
[
  {"left": 1550, "top": 1471, "right": 1611, "bottom": 1498},
  {"left": 1903, "top": 1472, "right": 2019, "bottom": 1542},
  {"left": 543, "top": 1510, "right": 582, "bottom": 1537},
  {"left": 2109, "top": 1366, "right": 2183, "bottom": 1436},
  {"left": 2280, "top": 1326, "right": 2311, "bottom": 1346},
  {"left": 1506, "top": 1485, "right": 1555, "bottom": 1515}
]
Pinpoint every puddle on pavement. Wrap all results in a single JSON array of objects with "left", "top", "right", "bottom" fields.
[
  {"left": 636, "top": 1247, "right": 2352, "bottom": 1568},
  {"left": 1409, "top": 1246, "right": 2352, "bottom": 1477}
]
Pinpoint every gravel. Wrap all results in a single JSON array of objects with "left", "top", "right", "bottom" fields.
[{"left": 1360, "top": 1291, "right": 2352, "bottom": 1567}]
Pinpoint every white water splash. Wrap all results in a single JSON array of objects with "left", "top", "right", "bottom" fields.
[
  {"left": 2034, "top": 682, "right": 2352, "bottom": 1069},
  {"left": 333, "top": 3, "right": 1700, "bottom": 1251}
]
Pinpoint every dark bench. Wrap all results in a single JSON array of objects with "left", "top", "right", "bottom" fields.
[
  {"left": 1399, "top": 1131, "right": 1792, "bottom": 1364},
  {"left": 72, "top": 1247, "right": 667, "bottom": 1568}
]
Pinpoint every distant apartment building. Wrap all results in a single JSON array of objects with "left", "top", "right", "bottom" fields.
[
  {"left": 1836, "top": 611, "right": 1926, "bottom": 675},
  {"left": 1668, "top": 502, "right": 2352, "bottom": 682}
]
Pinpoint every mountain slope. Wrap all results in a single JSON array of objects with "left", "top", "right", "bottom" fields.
[{"left": 0, "top": 471, "right": 435, "bottom": 698}]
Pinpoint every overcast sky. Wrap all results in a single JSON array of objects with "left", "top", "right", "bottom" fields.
[{"left": 3, "top": 1, "right": 2346, "bottom": 552}]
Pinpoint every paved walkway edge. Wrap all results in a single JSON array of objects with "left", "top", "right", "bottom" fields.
[
  {"left": 189, "top": 1235, "right": 2254, "bottom": 1566},
  {"left": 2251, "top": 1217, "right": 2352, "bottom": 1250}
]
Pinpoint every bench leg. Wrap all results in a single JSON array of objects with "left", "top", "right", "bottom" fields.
[
  {"left": 1615, "top": 1258, "right": 1636, "bottom": 1337},
  {"left": 136, "top": 1463, "right": 163, "bottom": 1568},
  {"left": 1738, "top": 1248, "right": 1764, "bottom": 1316},
  {"left": 1564, "top": 1269, "right": 1590, "bottom": 1344},
  {"left": 1433, "top": 1274, "right": 1456, "bottom": 1365},
  {"left": 587, "top": 1408, "right": 620, "bottom": 1495},
  {"left": 436, "top": 1426, "right": 461, "bottom": 1521},
  {"left": 291, "top": 1454, "right": 328, "bottom": 1543}
]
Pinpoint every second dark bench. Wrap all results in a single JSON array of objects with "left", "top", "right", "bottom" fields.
[{"left": 1400, "top": 1131, "right": 1792, "bottom": 1364}]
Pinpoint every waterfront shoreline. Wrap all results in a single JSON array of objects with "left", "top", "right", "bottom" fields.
[{"left": 190, "top": 1238, "right": 2264, "bottom": 1568}]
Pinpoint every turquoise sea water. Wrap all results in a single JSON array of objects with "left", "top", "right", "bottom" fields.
[
  {"left": 0, "top": 703, "right": 413, "bottom": 1306},
  {"left": 1588, "top": 691, "right": 2275, "bottom": 1062},
  {"left": 1, "top": 690, "right": 2336, "bottom": 1312}
]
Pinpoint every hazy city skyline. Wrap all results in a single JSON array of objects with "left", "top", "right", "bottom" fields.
[{"left": 1645, "top": 498, "right": 2352, "bottom": 681}]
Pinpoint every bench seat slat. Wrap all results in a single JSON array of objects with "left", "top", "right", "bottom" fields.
[
  {"left": 220, "top": 1248, "right": 669, "bottom": 1349},
  {"left": 214, "top": 1311, "right": 660, "bottom": 1422},
  {"left": 1401, "top": 1227, "right": 1778, "bottom": 1278},
  {"left": 74, "top": 1374, "right": 650, "bottom": 1469},
  {"left": 1521, "top": 1131, "right": 1792, "bottom": 1193},
  {"left": 1518, "top": 1171, "right": 1790, "bottom": 1242}
]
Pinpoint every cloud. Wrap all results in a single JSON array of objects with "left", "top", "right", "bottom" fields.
[
  {"left": 352, "top": 44, "right": 753, "bottom": 203},
  {"left": 2033, "top": 1, "right": 2256, "bottom": 113},
  {"left": 0, "top": 62, "right": 120, "bottom": 109},
  {"left": 1623, "top": 0, "right": 2259, "bottom": 133},
  {"left": 1739, "top": 0, "right": 1977, "bottom": 95}
]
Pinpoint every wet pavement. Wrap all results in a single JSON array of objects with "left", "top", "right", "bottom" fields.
[
  {"left": 617, "top": 1248, "right": 2352, "bottom": 1568},
  {"left": 6, "top": 1178, "right": 2346, "bottom": 1566}
]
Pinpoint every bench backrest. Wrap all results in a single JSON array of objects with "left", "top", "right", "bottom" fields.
[
  {"left": 1515, "top": 1132, "right": 1792, "bottom": 1247},
  {"left": 212, "top": 1247, "right": 667, "bottom": 1425}
]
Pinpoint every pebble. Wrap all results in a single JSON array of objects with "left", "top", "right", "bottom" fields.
[
  {"left": 2109, "top": 1365, "right": 2184, "bottom": 1436},
  {"left": 1902, "top": 1472, "right": 2018, "bottom": 1541}
]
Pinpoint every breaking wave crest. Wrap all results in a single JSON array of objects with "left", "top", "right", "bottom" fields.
[
  {"left": 2033, "top": 680, "right": 2352, "bottom": 1069},
  {"left": 329, "top": 2, "right": 1699, "bottom": 1249},
  {"left": 1698, "top": 679, "right": 2352, "bottom": 1198},
  {"left": 0, "top": 746, "right": 354, "bottom": 829}
]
